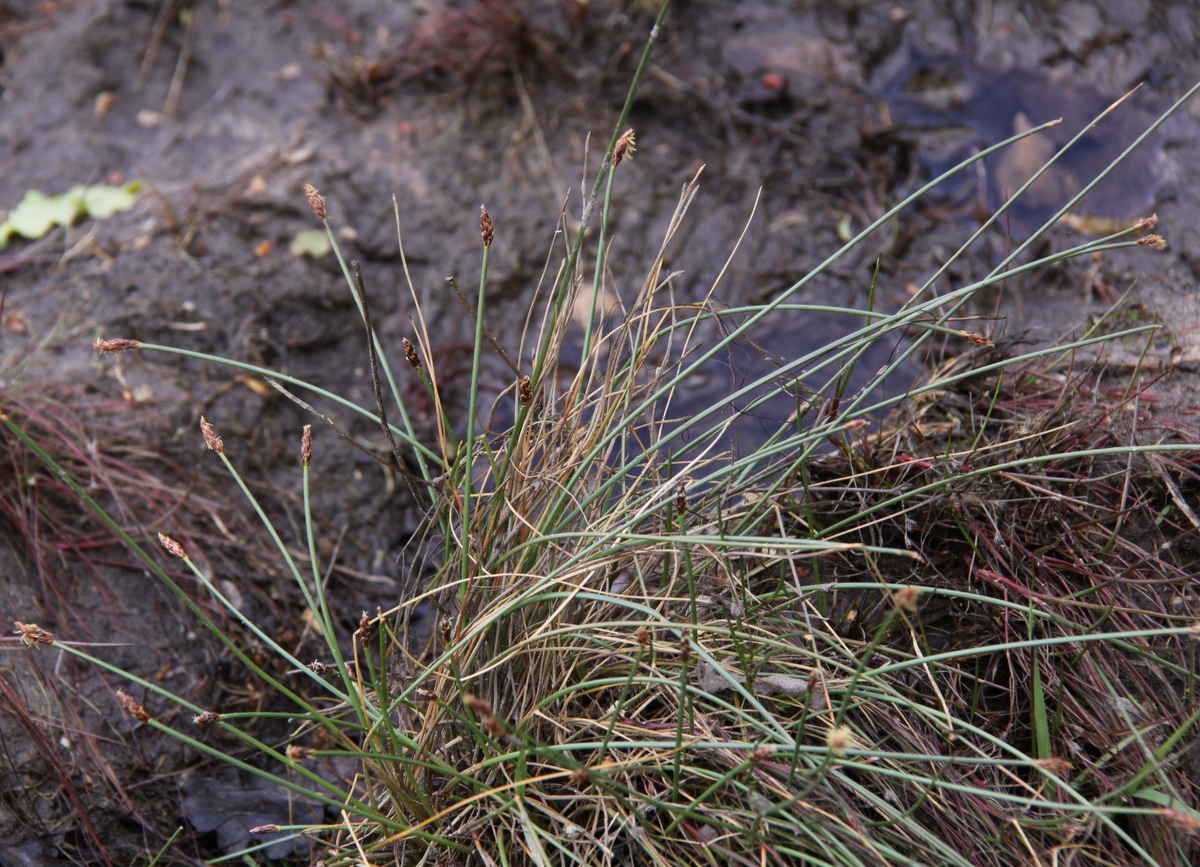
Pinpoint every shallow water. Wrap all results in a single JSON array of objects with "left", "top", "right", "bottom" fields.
[{"left": 877, "top": 58, "right": 1168, "bottom": 232}]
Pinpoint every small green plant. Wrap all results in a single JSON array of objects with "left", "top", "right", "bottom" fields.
[
  {"left": 0, "top": 181, "right": 143, "bottom": 249},
  {"left": 9, "top": 4, "right": 1200, "bottom": 864}
]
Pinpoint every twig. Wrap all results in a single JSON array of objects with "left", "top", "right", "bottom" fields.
[
  {"left": 445, "top": 276, "right": 522, "bottom": 376},
  {"left": 353, "top": 261, "right": 430, "bottom": 508},
  {"left": 136, "top": 0, "right": 176, "bottom": 90},
  {"left": 163, "top": 3, "right": 198, "bottom": 116},
  {"left": 353, "top": 262, "right": 407, "bottom": 468}
]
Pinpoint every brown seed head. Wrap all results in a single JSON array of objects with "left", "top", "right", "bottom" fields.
[
  {"left": 117, "top": 690, "right": 150, "bottom": 722},
  {"left": 635, "top": 625, "right": 651, "bottom": 647},
  {"left": 892, "top": 585, "right": 922, "bottom": 614},
  {"left": 301, "top": 425, "right": 312, "bottom": 467},
  {"left": 200, "top": 416, "right": 224, "bottom": 454},
  {"left": 806, "top": 669, "right": 819, "bottom": 693},
  {"left": 303, "top": 184, "right": 327, "bottom": 221},
  {"left": 440, "top": 615, "right": 452, "bottom": 644},
  {"left": 415, "top": 687, "right": 438, "bottom": 702},
  {"left": 158, "top": 533, "right": 186, "bottom": 559},
  {"left": 1134, "top": 214, "right": 1158, "bottom": 231},
  {"left": 519, "top": 375, "right": 532, "bottom": 405},
  {"left": 675, "top": 481, "right": 687, "bottom": 515},
  {"left": 358, "top": 611, "right": 371, "bottom": 648},
  {"left": 568, "top": 767, "right": 592, "bottom": 787},
  {"left": 309, "top": 660, "right": 333, "bottom": 675},
  {"left": 482, "top": 716, "right": 507, "bottom": 739},
  {"left": 193, "top": 711, "right": 221, "bottom": 724},
  {"left": 286, "top": 744, "right": 312, "bottom": 761},
  {"left": 464, "top": 694, "right": 492, "bottom": 717},
  {"left": 959, "top": 330, "right": 994, "bottom": 347},
  {"left": 14, "top": 621, "right": 54, "bottom": 646},
  {"left": 249, "top": 824, "right": 280, "bottom": 836},
  {"left": 678, "top": 640, "right": 692, "bottom": 666},
  {"left": 403, "top": 337, "right": 422, "bottom": 369},
  {"left": 94, "top": 338, "right": 142, "bottom": 353},
  {"left": 1162, "top": 807, "right": 1200, "bottom": 832},
  {"left": 612, "top": 129, "right": 636, "bottom": 167},
  {"left": 480, "top": 204, "right": 494, "bottom": 248},
  {"left": 1137, "top": 234, "right": 1167, "bottom": 250}
]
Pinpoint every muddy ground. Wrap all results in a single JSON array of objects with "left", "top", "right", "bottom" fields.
[{"left": 2, "top": 1, "right": 1200, "bottom": 864}]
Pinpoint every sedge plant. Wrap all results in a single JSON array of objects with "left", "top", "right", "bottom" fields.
[{"left": 10, "top": 4, "right": 1200, "bottom": 864}]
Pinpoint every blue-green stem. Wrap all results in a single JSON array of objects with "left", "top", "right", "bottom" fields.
[
  {"left": 579, "top": 156, "right": 619, "bottom": 368},
  {"left": 302, "top": 432, "right": 367, "bottom": 727},
  {"left": 126, "top": 343, "right": 442, "bottom": 467},
  {"left": 460, "top": 231, "right": 491, "bottom": 602},
  {"left": 494, "top": 0, "right": 671, "bottom": 495},
  {"left": 324, "top": 221, "right": 433, "bottom": 484}
]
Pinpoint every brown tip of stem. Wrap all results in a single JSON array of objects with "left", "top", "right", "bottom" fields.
[
  {"left": 480, "top": 204, "right": 494, "bottom": 248},
  {"left": 94, "top": 338, "right": 142, "bottom": 353},
  {"left": 482, "top": 716, "right": 507, "bottom": 738},
  {"left": 200, "top": 416, "right": 224, "bottom": 454},
  {"left": 892, "top": 585, "right": 922, "bottom": 613},
  {"left": 301, "top": 425, "right": 312, "bottom": 467},
  {"left": 158, "top": 533, "right": 186, "bottom": 559},
  {"left": 358, "top": 611, "right": 371, "bottom": 647},
  {"left": 14, "top": 621, "right": 55, "bottom": 646},
  {"left": 1137, "top": 234, "right": 1167, "bottom": 250},
  {"left": 958, "top": 330, "right": 994, "bottom": 347},
  {"left": 518, "top": 375, "right": 531, "bottom": 405},
  {"left": 303, "top": 184, "right": 327, "bottom": 221},
  {"left": 117, "top": 690, "right": 150, "bottom": 722},
  {"left": 612, "top": 128, "right": 636, "bottom": 167},
  {"left": 403, "top": 337, "right": 422, "bottom": 369},
  {"left": 464, "top": 694, "right": 492, "bottom": 716},
  {"left": 192, "top": 711, "right": 221, "bottom": 724}
]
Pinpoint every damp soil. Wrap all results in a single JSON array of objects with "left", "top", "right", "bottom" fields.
[{"left": 2, "top": 1, "right": 1200, "bottom": 863}]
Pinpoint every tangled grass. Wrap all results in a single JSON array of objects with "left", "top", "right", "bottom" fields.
[{"left": 7, "top": 4, "right": 1200, "bottom": 864}]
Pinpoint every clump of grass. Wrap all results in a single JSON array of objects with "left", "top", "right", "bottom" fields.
[{"left": 10, "top": 6, "right": 1200, "bottom": 865}]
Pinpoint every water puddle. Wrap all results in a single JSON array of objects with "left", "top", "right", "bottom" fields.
[
  {"left": 665, "top": 308, "right": 920, "bottom": 460},
  {"left": 875, "top": 58, "right": 1168, "bottom": 232}
]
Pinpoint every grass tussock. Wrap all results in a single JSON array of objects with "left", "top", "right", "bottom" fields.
[
  {"left": 369, "top": 297, "right": 1200, "bottom": 867},
  {"left": 7, "top": 6, "right": 1200, "bottom": 865}
]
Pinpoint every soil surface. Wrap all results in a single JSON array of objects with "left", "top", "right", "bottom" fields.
[{"left": 3, "top": 1, "right": 1200, "bottom": 863}]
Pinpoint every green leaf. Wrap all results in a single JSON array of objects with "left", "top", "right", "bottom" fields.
[
  {"left": 290, "top": 229, "right": 332, "bottom": 258},
  {"left": 0, "top": 182, "right": 143, "bottom": 250},
  {"left": 6, "top": 188, "right": 83, "bottom": 240},
  {"left": 82, "top": 182, "right": 143, "bottom": 219},
  {"left": 1133, "top": 787, "right": 1200, "bottom": 825}
]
